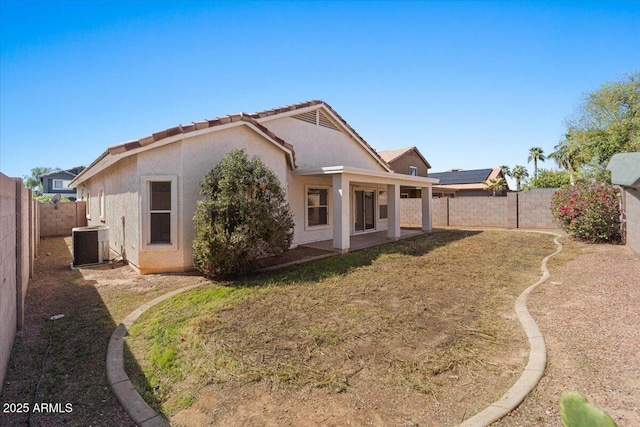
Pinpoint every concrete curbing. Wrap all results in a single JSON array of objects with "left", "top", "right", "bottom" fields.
[
  {"left": 458, "top": 231, "right": 563, "bottom": 427},
  {"left": 106, "top": 283, "right": 204, "bottom": 427},
  {"left": 107, "top": 230, "right": 563, "bottom": 427}
]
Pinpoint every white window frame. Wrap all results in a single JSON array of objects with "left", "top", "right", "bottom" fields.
[
  {"left": 409, "top": 166, "right": 418, "bottom": 176},
  {"left": 304, "top": 185, "right": 330, "bottom": 231},
  {"left": 378, "top": 189, "right": 388, "bottom": 221},
  {"left": 53, "top": 179, "right": 64, "bottom": 189},
  {"left": 86, "top": 191, "right": 91, "bottom": 219},
  {"left": 142, "top": 175, "right": 178, "bottom": 251},
  {"left": 98, "top": 187, "right": 105, "bottom": 222}
]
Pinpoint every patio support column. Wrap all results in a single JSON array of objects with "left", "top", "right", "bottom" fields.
[
  {"left": 387, "top": 183, "right": 401, "bottom": 240},
  {"left": 332, "top": 174, "right": 350, "bottom": 253},
  {"left": 421, "top": 186, "right": 433, "bottom": 232}
]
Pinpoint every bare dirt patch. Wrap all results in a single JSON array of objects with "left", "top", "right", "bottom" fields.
[
  {"left": 126, "top": 230, "right": 557, "bottom": 426},
  {"left": 493, "top": 240, "right": 640, "bottom": 426},
  {"left": 0, "top": 237, "right": 206, "bottom": 427}
]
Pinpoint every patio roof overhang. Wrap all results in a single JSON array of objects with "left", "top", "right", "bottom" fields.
[{"left": 292, "top": 165, "right": 440, "bottom": 187}]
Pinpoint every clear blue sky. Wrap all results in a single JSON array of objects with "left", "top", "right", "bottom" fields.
[{"left": 1, "top": 0, "right": 638, "bottom": 185}]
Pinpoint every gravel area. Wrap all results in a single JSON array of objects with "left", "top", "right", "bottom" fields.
[{"left": 493, "top": 240, "right": 640, "bottom": 426}]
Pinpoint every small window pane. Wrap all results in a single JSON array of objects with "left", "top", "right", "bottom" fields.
[
  {"left": 307, "top": 188, "right": 328, "bottom": 207},
  {"left": 319, "top": 189, "right": 328, "bottom": 206},
  {"left": 151, "top": 182, "right": 171, "bottom": 210},
  {"left": 308, "top": 207, "right": 328, "bottom": 226},
  {"left": 150, "top": 213, "right": 171, "bottom": 243}
]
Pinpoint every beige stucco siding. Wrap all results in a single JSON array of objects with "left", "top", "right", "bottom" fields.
[
  {"left": 179, "top": 126, "right": 290, "bottom": 269},
  {"left": 263, "top": 116, "right": 386, "bottom": 171},
  {"left": 82, "top": 155, "right": 140, "bottom": 268}
]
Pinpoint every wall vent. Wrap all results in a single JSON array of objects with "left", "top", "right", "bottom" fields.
[
  {"left": 292, "top": 110, "right": 317, "bottom": 125},
  {"left": 318, "top": 110, "right": 340, "bottom": 131},
  {"left": 292, "top": 110, "right": 341, "bottom": 132}
]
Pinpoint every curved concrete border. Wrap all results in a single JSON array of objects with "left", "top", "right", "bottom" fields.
[
  {"left": 106, "top": 283, "right": 204, "bottom": 427},
  {"left": 107, "top": 231, "right": 563, "bottom": 427},
  {"left": 458, "top": 231, "right": 563, "bottom": 427}
]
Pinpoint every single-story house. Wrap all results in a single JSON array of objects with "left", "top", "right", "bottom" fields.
[
  {"left": 70, "top": 100, "right": 438, "bottom": 274},
  {"left": 39, "top": 166, "right": 85, "bottom": 201},
  {"left": 607, "top": 152, "right": 640, "bottom": 257},
  {"left": 429, "top": 168, "right": 509, "bottom": 197}
]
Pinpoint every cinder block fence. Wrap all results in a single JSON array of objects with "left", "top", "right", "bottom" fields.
[{"left": 401, "top": 190, "right": 561, "bottom": 230}]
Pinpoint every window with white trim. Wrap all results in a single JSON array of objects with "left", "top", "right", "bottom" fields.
[
  {"left": 378, "top": 190, "right": 388, "bottom": 220},
  {"left": 409, "top": 166, "right": 418, "bottom": 176},
  {"left": 306, "top": 186, "right": 329, "bottom": 228},
  {"left": 99, "top": 188, "right": 105, "bottom": 221},
  {"left": 86, "top": 191, "right": 91, "bottom": 219},
  {"left": 53, "top": 179, "right": 64, "bottom": 189},
  {"left": 143, "top": 176, "right": 178, "bottom": 249}
]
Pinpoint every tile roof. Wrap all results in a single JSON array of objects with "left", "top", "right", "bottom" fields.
[
  {"left": 378, "top": 147, "right": 414, "bottom": 163},
  {"left": 73, "top": 100, "right": 395, "bottom": 186},
  {"left": 378, "top": 146, "right": 432, "bottom": 169}
]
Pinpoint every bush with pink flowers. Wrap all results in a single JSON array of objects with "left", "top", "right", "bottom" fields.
[{"left": 551, "top": 183, "right": 622, "bottom": 243}]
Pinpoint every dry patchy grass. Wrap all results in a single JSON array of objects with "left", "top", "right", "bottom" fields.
[{"left": 126, "top": 230, "right": 557, "bottom": 426}]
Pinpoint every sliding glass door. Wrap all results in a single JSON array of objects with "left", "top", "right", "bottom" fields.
[{"left": 354, "top": 190, "right": 375, "bottom": 232}]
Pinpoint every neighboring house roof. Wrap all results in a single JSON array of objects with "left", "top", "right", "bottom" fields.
[
  {"left": 39, "top": 166, "right": 85, "bottom": 182},
  {"left": 71, "top": 100, "right": 392, "bottom": 187},
  {"left": 428, "top": 168, "right": 509, "bottom": 190},
  {"left": 378, "top": 146, "right": 432, "bottom": 169},
  {"left": 607, "top": 152, "right": 640, "bottom": 188}
]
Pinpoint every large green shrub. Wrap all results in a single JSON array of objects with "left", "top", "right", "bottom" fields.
[
  {"left": 192, "top": 150, "right": 294, "bottom": 277},
  {"left": 551, "top": 183, "right": 621, "bottom": 243}
]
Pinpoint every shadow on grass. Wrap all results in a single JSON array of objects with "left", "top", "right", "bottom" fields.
[
  {"left": 0, "top": 237, "right": 138, "bottom": 427},
  {"left": 238, "top": 229, "right": 482, "bottom": 287}
]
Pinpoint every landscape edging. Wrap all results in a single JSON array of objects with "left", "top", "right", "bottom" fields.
[{"left": 457, "top": 231, "right": 563, "bottom": 427}]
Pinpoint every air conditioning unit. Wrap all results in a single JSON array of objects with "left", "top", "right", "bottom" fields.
[{"left": 72, "top": 225, "right": 110, "bottom": 266}]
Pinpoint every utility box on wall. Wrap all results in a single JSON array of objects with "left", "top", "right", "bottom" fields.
[{"left": 72, "top": 225, "right": 109, "bottom": 266}]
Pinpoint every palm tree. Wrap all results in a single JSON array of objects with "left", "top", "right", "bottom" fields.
[
  {"left": 511, "top": 165, "right": 529, "bottom": 191},
  {"left": 549, "top": 141, "right": 580, "bottom": 185},
  {"left": 483, "top": 177, "right": 507, "bottom": 197},
  {"left": 500, "top": 165, "right": 511, "bottom": 178},
  {"left": 527, "top": 147, "right": 546, "bottom": 181}
]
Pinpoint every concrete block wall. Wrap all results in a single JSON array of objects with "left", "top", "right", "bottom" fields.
[
  {"left": 448, "top": 196, "right": 512, "bottom": 228},
  {"left": 0, "top": 174, "right": 18, "bottom": 394},
  {"left": 400, "top": 198, "right": 422, "bottom": 227},
  {"left": 0, "top": 174, "right": 37, "bottom": 394},
  {"left": 39, "top": 201, "right": 87, "bottom": 237},
  {"left": 624, "top": 189, "right": 640, "bottom": 257},
  {"left": 518, "top": 191, "right": 560, "bottom": 229},
  {"left": 432, "top": 198, "right": 448, "bottom": 227}
]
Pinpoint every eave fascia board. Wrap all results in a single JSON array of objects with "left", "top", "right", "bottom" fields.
[
  {"left": 293, "top": 166, "right": 439, "bottom": 186},
  {"left": 70, "top": 121, "right": 295, "bottom": 187}
]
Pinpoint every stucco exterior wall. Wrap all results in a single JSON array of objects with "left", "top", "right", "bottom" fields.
[
  {"left": 389, "top": 152, "right": 429, "bottom": 177},
  {"left": 624, "top": 188, "right": 640, "bottom": 257},
  {"left": 179, "top": 126, "right": 291, "bottom": 271},
  {"left": 262, "top": 115, "right": 386, "bottom": 171},
  {"left": 82, "top": 155, "right": 140, "bottom": 269}
]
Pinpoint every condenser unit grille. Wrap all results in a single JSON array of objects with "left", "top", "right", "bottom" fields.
[
  {"left": 72, "top": 225, "right": 109, "bottom": 266},
  {"left": 73, "top": 229, "right": 99, "bottom": 265}
]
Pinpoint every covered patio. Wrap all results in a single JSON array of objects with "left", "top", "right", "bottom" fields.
[
  {"left": 293, "top": 166, "right": 438, "bottom": 253},
  {"left": 300, "top": 228, "right": 425, "bottom": 252}
]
